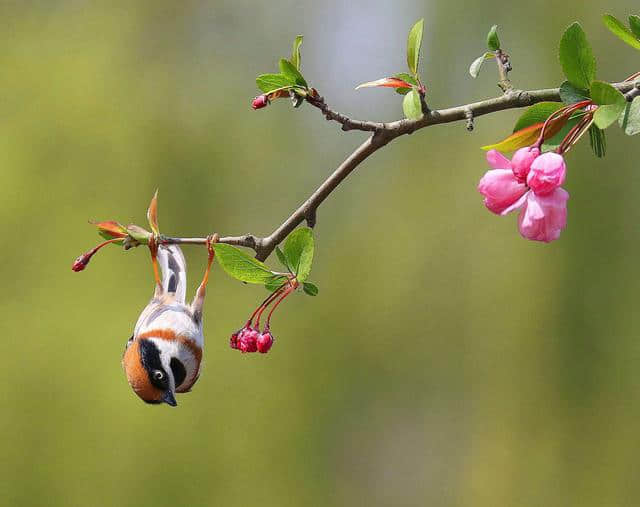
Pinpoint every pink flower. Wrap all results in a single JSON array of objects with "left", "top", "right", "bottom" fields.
[
  {"left": 501, "top": 188, "right": 569, "bottom": 242},
  {"left": 478, "top": 148, "right": 570, "bottom": 243},
  {"left": 511, "top": 146, "right": 540, "bottom": 182},
  {"left": 478, "top": 150, "right": 527, "bottom": 214},
  {"left": 526, "top": 152, "right": 566, "bottom": 195}
]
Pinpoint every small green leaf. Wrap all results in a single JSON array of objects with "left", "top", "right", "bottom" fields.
[
  {"left": 588, "top": 125, "right": 607, "bottom": 157},
  {"left": 265, "top": 275, "right": 288, "bottom": 292},
  {"left": 402, "top": 88, "right": 423, "bottom": 120},
  {"left": 469, "top": 52, "right": 494, "bottom": 78},
  {"left": 619, "top": 97, "right": 640, "bottom": 135},
  {"left": 487, "top": 25, "right": 500, "bottom": 51},
  {"left": 591, "top": 81, "right": 626, "bottom": 129},
  {"left": 602, "top": 14, "right": 640, "bottom": 50},
  {"left": 302, "top": 282, "right": 319, "bottom": 296},
  {"left": 213, "top": 243, "right": 275, "bottom": 284},
  {"left": 558, "top": 22, "right": 596, "bottom": 90},
  {"left": 256, "top": 73, "right": 294, "bottom": 93},
  {"left": 283, "top": 227, "right": 314, "bottom": 282},
  {"left": 125, "top": 224, "right": 152, "bottom": 244},
  {"left": 393, "top": 73, "right": 418, "bottom": 95},
  {"left": 559, "top": 81, "right": 589, "bottom": 104},
  {"left": 406, "top": 18, "right": 424, "bottom": 76},
  {"left": 513, "top": 102, "right": 564, "bottom": 132},
  {"left": 291, "top": 35, "right": 303, "bottom": 70},
  {"left": 275, "top": 246, "right": 290, "bottom": 271},
  {"left": 279, "top": 59, "right": 307, "bottom": 88},
  {"left": 630, "top": 15, "right": 640, "bottom": 38},
  {"left": 394, "top": 72, "right": 419, "bottom": 86}
]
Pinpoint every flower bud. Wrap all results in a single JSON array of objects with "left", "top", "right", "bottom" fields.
[
  {"left": 238, "top": 328, "right": 259, "bottom": 353},
  {"left": 257, "top": 330, "right": 274, "bottom": 353},
  {"left": 252, "top": 95, "right": 269, "bottom": 110},
  {"left": 229, "top": 331, "right": 240, "bottom": 350},
  {"left": 527, "top": 152, "right": 566, "bottom": 195},
  {"left": 511, "top": 146, "right": 540, "bottom": 182},
  {"left": 71, "top": 254, "right": 91, "bottom": 272}
]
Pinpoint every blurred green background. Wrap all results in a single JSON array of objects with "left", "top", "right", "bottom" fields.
[{"left": 2, "top": 1, "right": 640, "bottom": 506}]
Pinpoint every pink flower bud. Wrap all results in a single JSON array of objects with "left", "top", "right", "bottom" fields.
[
  {"left": 230, "top": 331, "right": 240, "bottom": 350},
  {"left": 252, "top": 95, "right": 269, "bottom": 110},
  {"left": 238, "top": 328, "right": 259, "bottom": 353},
  {"left": 511, "top": 146, "right": 540, "bottom": 182},
  {"left": 526, "top": 152, "right": 566, "bottom": 196},
  {"left": 257, "top": 330, "right": 274, "bottom": 354},
  {"left": 71, "top": 254, "right": 90, "bottom": 272}
]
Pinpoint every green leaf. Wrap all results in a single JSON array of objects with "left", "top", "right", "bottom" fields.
[
  {"left": 283, "top": 227, "right": 314, "bottom": 282},
  {"left": 469, "top": 52, "right": 494, "bottom": 78},
  {"left": 291, "top": 35, "right": 303, "bottom": 70},
  {"left": 213, "top": 243, "right": 275, "bottom": 284},
  {"left": 513, "top": 102, "right": 564, "bottom": 132},
  {"left": 591, "top": 81, "right": 626, "bottom": 129},
  {"left": 256, "top": 73, "right": 294, "bottom": 93},
  {"left": 602, "top": 14, "right": 640, "bottom": 50},
  {"left": 542, "top": 116, "right": 580, "bottom": 151},
  {"left": 279, "top": 59, "right": 307, "bottom": 88},
  {"left": 265, "top": 275, "right": 288, "bottom": 292},
  {"left": 559, "top": 81, "right": 589, "bottom": 104},
  {"left": 393, "top": 73, "right": 418, "bottom": 94},
  {"left": 302, "top": 282, "right": 319, "bottom": 296},
  {"left": 402, "top": 88, "right": 423, "bottom": 120},
  {"left": 630, "top": 15, "right": 640, "bottom": 38},
  {"left": 619, "top": 97, "right": 640, "bottom": 135},
  {"left": 394, "top": 72, "right": 419, "bottom": 85},
  {"left": 406, "top": 18, "right": 424, "bottom": 76},
  {"left": 125, "top": 224, "right": 152, "bottom": 244},
  {"left": 588, "top": 125, "right": 607, "bottom": 157},
  {"left": 275, "top": 246, "right": 290, "bottom": 271},
  {"left": 558, "top": 22, "right": 596, "bottom": 90},
  {"left": 487, "top": 25, "right": 500, "bottom": 51}
]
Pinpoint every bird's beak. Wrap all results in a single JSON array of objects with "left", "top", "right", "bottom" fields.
[{"left": 162, "top": 390, "right": 177, "bottom": 407}]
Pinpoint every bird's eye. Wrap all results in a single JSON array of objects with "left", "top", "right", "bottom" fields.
[{"left": 153, "top": 370, "right": 164, "bottom": 380}]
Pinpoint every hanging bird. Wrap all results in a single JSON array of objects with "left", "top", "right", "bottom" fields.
[{"left": 122, "top": 236, "right": 217, "bottom": 407}]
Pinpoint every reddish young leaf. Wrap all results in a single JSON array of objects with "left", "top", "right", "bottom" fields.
[
  {"left": 482, "top": 112, "right": 572, "bottom": 152},
  {"left": 90, "top": 220, "right": 128, "bottom": 239},
  {"left": 355, "top": 77, "right": 412, "bottom": 90}
]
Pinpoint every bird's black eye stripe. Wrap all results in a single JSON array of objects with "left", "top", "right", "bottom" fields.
[
  {"left": 170, "top": 358, "right": 186, "bottom": 388},
  {"left": 139, "top": 339, "right": 170, "bottom": 390}
]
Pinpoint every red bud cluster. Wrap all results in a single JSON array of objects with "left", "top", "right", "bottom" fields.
[{"left": 229, "top": 279, "right": 297, "bottom": 355}]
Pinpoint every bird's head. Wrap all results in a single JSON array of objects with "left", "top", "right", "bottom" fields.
[{"left": 122, "top": 338, "right": 180, "bottom": 407}]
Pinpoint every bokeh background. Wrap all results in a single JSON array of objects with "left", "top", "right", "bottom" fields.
[{"left": 2, "top": 1, "right": 640, "bottom": 506}]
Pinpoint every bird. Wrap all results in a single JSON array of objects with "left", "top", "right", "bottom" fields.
[{"left": 122, "top": 235, "right": 216, "bottom": 407}]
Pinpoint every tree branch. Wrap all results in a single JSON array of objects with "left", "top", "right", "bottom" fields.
[{"left": 162, "top": 80, "right": 636, "bottom": 261}]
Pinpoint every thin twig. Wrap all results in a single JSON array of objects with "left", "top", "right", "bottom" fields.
[{"left": 162, "top": 81, "right": 636, "bottom": 261}]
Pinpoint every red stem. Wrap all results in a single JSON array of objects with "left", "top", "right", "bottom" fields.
[
  {"left": 248, "top": 285, "right": 287, "bottom": 328},
  {"left": 265, "top": 285, "right": 295, "bottom": 329}
]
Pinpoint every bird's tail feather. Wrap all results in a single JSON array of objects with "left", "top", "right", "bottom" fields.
[{"left": 157, "top": 244, "right": 187, "bottom": 303}]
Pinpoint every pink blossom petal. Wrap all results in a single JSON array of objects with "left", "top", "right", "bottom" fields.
[
  {"left": 478, "top": 169, "right": 527, "bottom": 214},
  {"left": 527, "top": 152, "right": 566, "bottom": 195},
  {"left": 500, "top": 190, "right": 529, "bottom": 216},
  {"left": 486, "top": 149, "right": 511, "bottom": 170},
  {"left": 511, "top": 146, "right": 540, "bottom": 182},
  {"left": 518, "top": 188, "right": 569, "bottom": 242}
]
